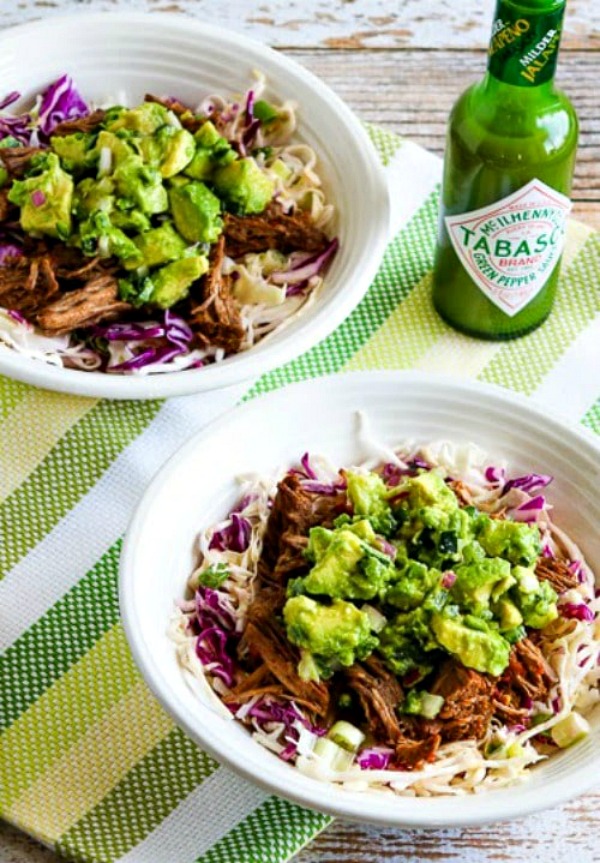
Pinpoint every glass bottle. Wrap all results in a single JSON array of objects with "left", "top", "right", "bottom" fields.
[{"left": 432, "top": 0, "right": 578, "bottom": 340}]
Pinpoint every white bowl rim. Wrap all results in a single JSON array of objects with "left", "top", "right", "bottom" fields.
[
  {"left": 120, "top": 369, "right": 600, "bottom": 827},
  {"left": 0, "top": 11, "right": 391, "bottom": 399}
]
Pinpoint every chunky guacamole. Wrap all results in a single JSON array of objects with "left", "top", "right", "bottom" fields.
[
  {"left": 283, "top": 466, "right": 557, "bottom": 681},
  {"left": 7, "top": 102, "right": 273, "bottom": 310}
]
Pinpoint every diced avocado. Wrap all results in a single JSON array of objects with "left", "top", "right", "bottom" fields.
[
  {"left": 95, "top": 129, "right": 137, "bottom": 169},
  {"left": 450, "top": 557, "right": 514, "bottom": 614},
  {"left": 106, "top": 101, "right": 170, "bottom": 135},
  {"left": 299, "top": 523, "right": 394, "bottom": 601},
  {"left": 305, "top": 526, "right": 335, "bottom": 563},
  {"left": 495, "top": 598, "right": 524, "bottom": 632},
  {"left": 8, "top": 152, "right": 73, "bottom": 239},
  {"left": 111, "top": 209, "right": 151, "bottom": 233},
  {"left": 169, "top": 181, "right": 223, "bottom": 244},
  {"left": 430, "top": 611, "right": 510, "bottom": 676},
  {"left": 78, "top": 211, "right": 139, "bottom": 261},
  {"left": 346, "top": 471, "right": 397, "bottom": 537},
  {"left": 407, "top": 470, "right": 459, "bottom": 513},
  {"left": 283, "top": 596, "right": 378, "bottom": 671},
  {"left": 148, "top": 254, "right": 208, "bottom": 309},
  {"left": 151, "top": 126, "right": 195, "bottom": 178},
  {"left": 385, "top": 560, "right": 441, "bottom": 611},
  {"left": 50, "top": 132, "right": 97, "bottom": 174},
  {"left": 477, "top": 517, "right": 541, "bottom": 567},
  {"left": 112, "top": 155, "right": 168, "bottom": 215},
  {"left": 123, "top": 221, "right": 187, "bottom": 271},
  {"left": 213, "top": 157, "right": 274, "bottom": 215},
  {"left": 184, "top": 121, "right": 236, "bottom": 180},
  {"left": 73, "top": 176, "right": 115, "bottom": 219},
  {"left": 511, "top": 572, "right": 558, "bottom": 629}
]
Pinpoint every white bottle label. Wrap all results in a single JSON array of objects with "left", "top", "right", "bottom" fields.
[{"left": 445, "top": 179, "right": 572, "bottom": 317}]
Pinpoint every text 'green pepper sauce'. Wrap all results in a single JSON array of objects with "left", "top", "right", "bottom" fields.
[{"left": 432, "top": 0, "right": 578, "bottom": 340}]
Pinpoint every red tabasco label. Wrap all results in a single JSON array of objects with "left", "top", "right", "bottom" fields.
[{"left": 445, "top": 179, "right": 572, "bottom": 317}]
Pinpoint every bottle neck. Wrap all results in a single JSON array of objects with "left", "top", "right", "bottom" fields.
[{"left": 487, "top": 0, "right": 566, "bottom": 89}]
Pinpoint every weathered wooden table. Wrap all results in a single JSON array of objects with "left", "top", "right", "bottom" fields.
[{"left": 1, "top": 1, "right": 599, "bottom": 861}]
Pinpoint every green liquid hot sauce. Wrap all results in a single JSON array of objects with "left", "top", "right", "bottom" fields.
[{"left": 432, "top": 0, "right": 578, "bottom": 339}]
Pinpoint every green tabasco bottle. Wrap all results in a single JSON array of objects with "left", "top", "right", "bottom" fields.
[{"left": 432, "top": 0, "right": 578, "bottom": 339}]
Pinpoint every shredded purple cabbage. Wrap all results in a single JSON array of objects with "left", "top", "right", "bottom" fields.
[
  {"left": 0, "top": 243, "right": 23, "bottom": 264},
  {"left": 195, "top": 625, "right": 235, "bottom": 687},
  {"left": 230, "top": 493, "right": 259, "bottom": 514},
  {"left": 209, "top": 512, "right": 252, "bottom": 553},
  {"left": 503, "top": 472, "right": 553, "bottom": 495},
  {"left": 0, "top": 91, "right": 19, "bottom": 112},
  {"left": 192, "top": 586, "right": 238, "bottom": 688},
  {"left": 0, "top": 90, "right": 32, "bottom": 144},
  {"left": 195, "top": 585, "right": 236, "bottom": 632},
  {"left": 6, "top": 309, "right": 28, "bottom": 325},
  {"left": 485, "top": 466, "right": 505, "bottom": 485},
  {"left": 560, "top": 602, "right": 595, "bottom": 623},
  {"left": 37, "top": 74, "right": 89, "bottom": 136},
  {"left": 271, "top": 238, "right": 339, "bottom": 286},
  {"left": 94, "top": 310, "right": 196, "bottom": 373},
  {"left": 246, "top": 696, "right": 325, "bottom": 762},
  {"left": 356, "top": 747, "right": 393, "bottom": 770},
  {"left": 511, "top": 495, "right": 546, "bottom": 523},
  {"left": 568, "top": 560, "right": 586, "bottom": 584},
  {"left": 300, "top": 452, "right": 318, "bottom": 480}
]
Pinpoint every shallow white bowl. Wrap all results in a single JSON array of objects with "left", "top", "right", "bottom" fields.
[
  {"left": 120, "top": 370, "right": 600, "bottom": 827},
  {"left": 0, "top": 13, "right": 390, "bottom": 399}
]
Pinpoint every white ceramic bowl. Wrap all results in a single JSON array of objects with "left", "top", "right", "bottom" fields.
[
  {"left": 0, "top": 13, "right": 390, "bottom": 399},
  {"left": 120, "top": 370, "right": 600, "bottom": 827}
]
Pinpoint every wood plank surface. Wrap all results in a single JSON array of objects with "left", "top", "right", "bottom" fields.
[
  {"left": 0, "top": 0, "right": 598, "bottom": 50},
  {"left": 1, "top": 1, "right": 599, "bottom": 862},
  {"left": 289, "top": 48, "right": 600, "bottom": 229}
]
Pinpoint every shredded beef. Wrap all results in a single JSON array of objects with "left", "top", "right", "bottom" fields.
[
  {"left": 50, "top": 109, "right": 106, "bottom": 137},
  {"left": 426, "top": 659, "right": 494, "bottom": 742},
  {"left": 493, "top": 638, "right": 554, "bottom": 721},
  {"left": 345, "top": 656, "right": 441, "bottom": 770},
  {"left": 448, "top": 479, "right": 473, "bottom": 507},
  {"left": 223, "top": 663, "right": 324, "bottom": 713},
  {"left": 0, "top": 188, "right": 15, "bottom": 222},
  {"left": 189, "top": 235, "right": 245, "bottom": 354},
  {"left": 35, "top": 272, "right": 131, "bottom": 334},
  {"left": 257, "top": 474, "right": 347, "bottom": 586},
  {"left": 535, "top": 557, "right": 580, "bottom": 594},
  {"left": 243, "top": 619, "right": 329, "bottom": 717},
  {"left": 224, "top": 210, "right": 330, "bottom": 258},
  {"left": 0, "top": 254, "right": 60, "bottom": 314},
  {"left": 0, "top": 146, "right": 46, "bottom": 178}
]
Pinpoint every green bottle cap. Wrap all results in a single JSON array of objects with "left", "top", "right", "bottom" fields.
[{"left": 488, "top": 0, "right": 566, "bottom": 87}]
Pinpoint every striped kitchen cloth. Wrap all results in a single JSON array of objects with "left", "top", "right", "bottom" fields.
[{"left": 1, "top": 124, "right": 599, "bottom": 863}]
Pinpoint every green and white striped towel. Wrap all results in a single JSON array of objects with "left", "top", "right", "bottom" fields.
[{"left": 1, "top": 123, "right": 599, "bottom": 863}]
